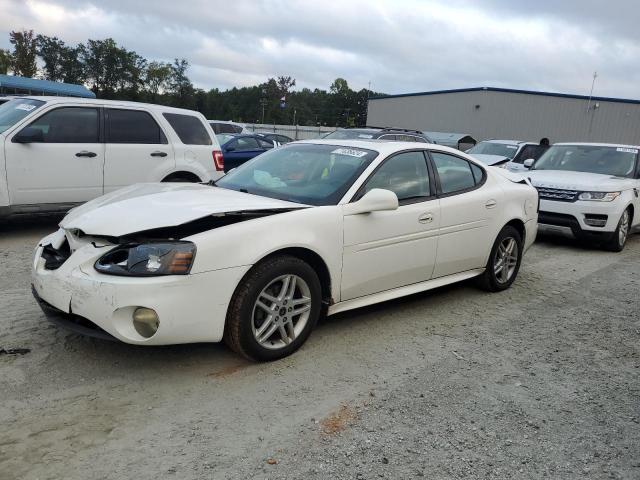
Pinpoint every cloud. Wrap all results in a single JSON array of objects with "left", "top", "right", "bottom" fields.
[{"left": 0, "top": 0, "right": 638, "bottom": 98}]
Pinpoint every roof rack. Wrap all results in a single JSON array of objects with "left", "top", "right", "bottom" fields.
[{"left": 379, "top": 127, "right": 424, "bottom": 134}]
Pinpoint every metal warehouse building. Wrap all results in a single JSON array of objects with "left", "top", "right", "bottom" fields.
[{"left": 366, "top": 87, "right": 640, "bottom": 145}]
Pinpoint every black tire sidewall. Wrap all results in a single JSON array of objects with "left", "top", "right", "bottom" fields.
[
  {"left": 233, "top": 257, "right": 322, "bottom": 361},
  {"left": 604, "top": 209, "right": 630, "bottom": 252},
  {"left": 485, "top": 226, "right": 523, "bottom": 291}
]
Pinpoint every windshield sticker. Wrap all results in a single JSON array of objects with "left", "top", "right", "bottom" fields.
[
  {"left": 617, "top": 147, "right": 638, "bottom": 154},
  {"left": 15, "top": 103, "right": 37, "bottom": 112},
  {"left": 331, "top": 148, "right": 368, "bottom": 158},
  {"left": 357, "top": 134, "right": 373, "bottom": 139}
]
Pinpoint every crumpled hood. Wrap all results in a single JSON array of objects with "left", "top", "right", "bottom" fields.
[
  {"left": 469, "top": 154, "right": 510, "bottom": 166},
  {"left": 526, "top": 170, "right": 635, "bottom": 192},
  {"left": 61, "top": 183, "right": 306, "bottom": 236}
]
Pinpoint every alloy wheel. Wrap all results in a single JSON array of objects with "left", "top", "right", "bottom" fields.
[
  {"left": 618, "top": 210, "right": 630, "bottom": 246},
  {"left": 252, "top": 274, "right": 312, "bottom": 350},
  {"left": 494, "top": 237, "right": 519, "bottom": 284}
]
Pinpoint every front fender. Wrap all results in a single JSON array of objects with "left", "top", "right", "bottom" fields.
[{"left": 185, "top": 206, "right": 344, "bottom": 300}]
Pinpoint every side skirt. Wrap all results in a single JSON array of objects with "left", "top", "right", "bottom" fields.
[{"left": 328, "top": 268, "right": 486, "bottom": 316}]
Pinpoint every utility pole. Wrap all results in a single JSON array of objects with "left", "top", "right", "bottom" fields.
[
  {"left": 260, "top": 88, "right": 267, "bottom": 124},
  {"left": 586, "top": 71, "right": 598, "bottom": 112}
]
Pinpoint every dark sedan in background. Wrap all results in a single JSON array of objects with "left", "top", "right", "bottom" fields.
[{"left": 216, "top": 133, "right": 276, "bottom": 172}]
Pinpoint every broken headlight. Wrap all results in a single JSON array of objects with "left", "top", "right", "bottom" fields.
[{"left": 95, "top": 242, "right": 196, "bottom": 276}]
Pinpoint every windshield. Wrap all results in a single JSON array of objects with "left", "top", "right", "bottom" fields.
[
  {"left": 533, "top": 145, "right": 638, "bottom": 177},
  {"left": 216, "top": 133, "right": 236, "bottom": 145},
  {"left": 467, "top": 141, "right": 519, "bottom": 159},
  {"left": 216, "top": 143, "right": 378, "bottom": 205},
  {"left": 0, "top": 99, "right": 45, "bottom": 134},
  {"left": 323, "top": 129, "right": 377, "bottom": 140}
]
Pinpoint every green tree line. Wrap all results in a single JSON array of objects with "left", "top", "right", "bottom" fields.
[{"left": 1, "top": 30, "right": 383, "bottom": 126}]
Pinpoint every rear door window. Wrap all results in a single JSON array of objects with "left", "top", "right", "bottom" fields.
[
  {"left": 431, "top": 152, "right": 478, "bottom": 194},
  {"left": 163, "top": 113, "right": 212, "bottom": 145},
  {"left": 234, "top": 137, "right": 260, "bottom": 151},
  {"left": 25, "top": 107, "right": 99, "bottom": 143},
  {"left": 106, "top": 109, "right": 167, "bottom": 144}
]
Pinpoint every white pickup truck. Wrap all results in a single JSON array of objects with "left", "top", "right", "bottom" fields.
[
  {"left": 525, "top": 143, "right": 640, "bottom": 251},
  {"left": 0, "top": 97, "right": 224, "bottom": 218}
]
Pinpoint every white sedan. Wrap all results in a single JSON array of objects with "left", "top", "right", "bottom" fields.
[{"left": 32, "top": 140, "right": 538, "bottom": 361}]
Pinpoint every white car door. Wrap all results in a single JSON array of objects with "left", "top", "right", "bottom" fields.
[
  {"left": 5, "top": 105, "right": 104, "bottom": 205},
  {"left": 341, "top": 150, "right": 441, "bottom": 300},
  {"left": 103, "top": 108, "right": 175, "bottom": 193},
  {"left": 430, "top": 151, "right": 502, "bottom": 278}
]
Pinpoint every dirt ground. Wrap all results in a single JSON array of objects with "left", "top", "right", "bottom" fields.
[{"left": 1, "top": 217, "right": 638, "bottom": 480}]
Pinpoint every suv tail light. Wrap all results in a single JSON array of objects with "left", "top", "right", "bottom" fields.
[{"left": 213, "top": 150, "right": 224, "bottom": 171}]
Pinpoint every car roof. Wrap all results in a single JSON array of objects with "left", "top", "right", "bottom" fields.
[
  {"left": 553, "top": 142, "right": 640, "bottom": 149},
  {"left": 15, "top": 96, "right": 203, "bottom": 115},
  {"left": 295, "top": 138, "right": 470, "bottom": 157}
]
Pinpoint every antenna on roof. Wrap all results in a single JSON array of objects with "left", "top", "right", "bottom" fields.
[{"left": 586, "top": 71, "right": 598, "bottom": 112}]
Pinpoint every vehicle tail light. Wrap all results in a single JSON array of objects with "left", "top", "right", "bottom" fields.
[{"left": 213, "top": 150, "right": 224, "bottom": 171}]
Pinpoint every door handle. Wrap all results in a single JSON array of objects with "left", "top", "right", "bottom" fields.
[
  {"left": 418, "top": 212, "right": 434, "bottom": 224},
  {"left": 75, "top": 151, "right": 97, "bottom": 158},
  {"left": 485, "top": 199, "right": 497, "bottom": 209},
  {"left": 150, "top": 151, "right": 168, "bottom": 157}
]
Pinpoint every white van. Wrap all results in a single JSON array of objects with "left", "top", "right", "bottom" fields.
[{"left": 0, "top": 97, "right": 224, "bottom": 218}]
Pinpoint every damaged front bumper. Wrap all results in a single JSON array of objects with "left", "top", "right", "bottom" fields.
[
  {"left": 32, "top": 285, "right": 116, "bottom": 341},
  {"left": 31, "top": 229, "right": 251, "bottom": 345}
]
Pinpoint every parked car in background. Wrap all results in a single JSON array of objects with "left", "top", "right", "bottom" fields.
[
  {"left": 527, "top": 143, "right": 640, "bottom": 251},
  {"left": 217, "top": 133, "right": 275, "bottom": 172},
  {"left": 257, "top": 132, "right": 294, "bottom": 145},
  {"left": 0, "top": 97, "right": 223, "bottom": 219},
  {"left": 324, "top": 127, "right": 434, "bottom": 143},
  {"left": 467, "top": 139, "right": 548, "bottom": 171},
  {"left": 208, "top": 120, "right": 250, "bottom": 134},
  {"left": 32, "top": 139, "right": 537, "bottom": 361}
]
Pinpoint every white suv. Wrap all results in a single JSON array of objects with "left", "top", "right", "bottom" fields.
[
  {"left": 0, "top": 97, "right": 224, "bottom": 218},
  {"left": 526, "top": 143, "right": 639, "bottom": 251}
]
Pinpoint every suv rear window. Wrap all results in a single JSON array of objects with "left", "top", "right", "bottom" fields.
[{"left": 163, "top": 113, "right": 212, "bottom": 145}]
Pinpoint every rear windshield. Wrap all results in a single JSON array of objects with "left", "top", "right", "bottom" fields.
[
  {"left": 163, "top": 113, "right": 212, "bottom": 145},
  {"left": 0, "top": 98, "right": 45, "bottom": 134}
]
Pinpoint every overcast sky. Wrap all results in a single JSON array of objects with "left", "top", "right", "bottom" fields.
[{"left": 1, "top": 0, "right": 639, "bottom": 98}]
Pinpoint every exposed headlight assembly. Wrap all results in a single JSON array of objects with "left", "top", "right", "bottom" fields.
[
  {"left": 95, "top": 242, "right": 196, "bottom": 276},
  {"left": 578, "top": 191, "right": 621, "bottom": 202}
]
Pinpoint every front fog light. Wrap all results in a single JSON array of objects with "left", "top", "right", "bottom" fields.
[{"left": 133, "top": 307, "right": 159, "bottom": 338}]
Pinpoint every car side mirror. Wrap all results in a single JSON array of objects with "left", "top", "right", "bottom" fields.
[
  {"left": 523, "top": 158, "right": 535, "bottom": 169},
  {"left": 13, "top": 127, "right": 44, "bottom": 144},
  {"left": 344, "top": 188, "right": 399, "bottom": 216}
]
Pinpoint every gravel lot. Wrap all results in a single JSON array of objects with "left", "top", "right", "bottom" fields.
[{"left": 1, "top": 218, "right": 639, "bottom": 480}]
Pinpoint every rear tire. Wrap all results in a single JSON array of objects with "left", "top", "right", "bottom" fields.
[
  {"left": 224, "top": 255, "right": 322, "bottom": 362},
  {"left": 602, "top": 208, "right": 631, "bottom": 252},
  {"left": 478, "top": 225, "right": 523, "bottom": 292}
]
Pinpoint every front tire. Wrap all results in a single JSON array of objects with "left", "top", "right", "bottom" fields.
[
  {"left": 224, "top": 255, "right": 322, "bottom": 361},
  {"left": 602, "top": 208, "right": 631, "bottom": 252},
  {"left": 478, "top": 225, "right": 523, "bottom": 292}
]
